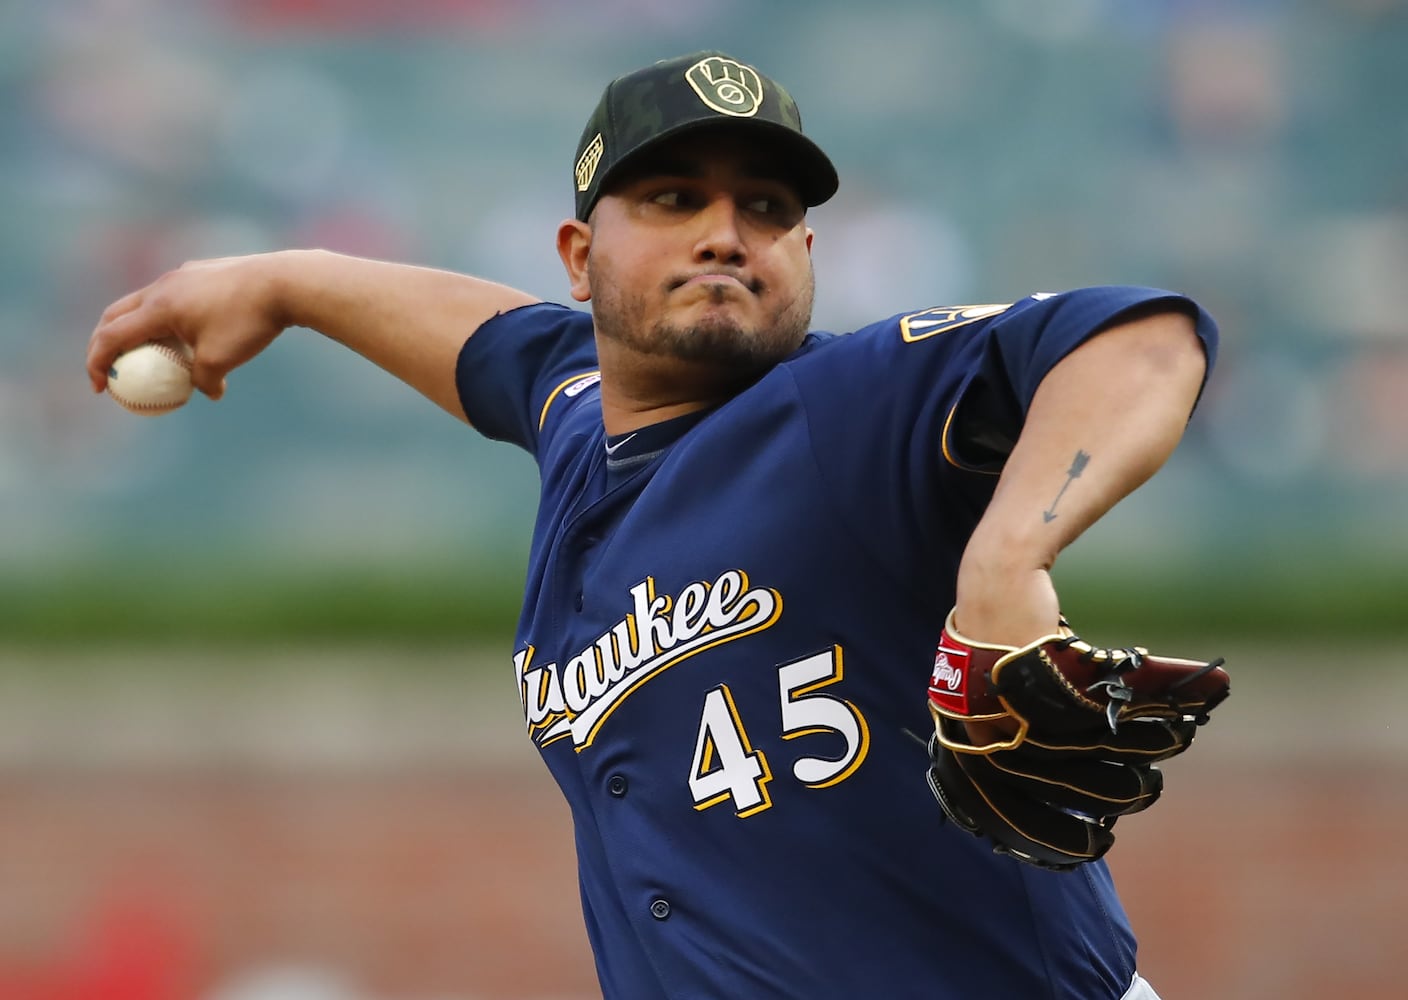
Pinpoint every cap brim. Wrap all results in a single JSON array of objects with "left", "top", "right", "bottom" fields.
[{"left": 586, "top": 117, "right": 839, "bottom": 219}]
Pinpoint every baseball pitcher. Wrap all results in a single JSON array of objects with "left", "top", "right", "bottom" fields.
[{"left": 86, "top": 51, "right": 1229, "bottom": 1000}]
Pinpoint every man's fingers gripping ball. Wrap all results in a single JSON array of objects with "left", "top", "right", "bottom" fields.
[{"left": 924, "top": 610, "right": 1230, "bottom": 870}]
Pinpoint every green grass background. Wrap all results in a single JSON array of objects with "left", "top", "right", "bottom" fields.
[{"left": 3, "top": 550, "right": 1401, "bottom": 653}]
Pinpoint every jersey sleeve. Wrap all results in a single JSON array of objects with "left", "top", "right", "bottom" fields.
[
  {"left": 943, "top": 287, "right": 1218, "bottom": 472},
  {"left": 454, "top": 302, "right": 599, "bottom": 456},
  {"left": 787, "top": 286, "right": 1218, "bottom": 605}
]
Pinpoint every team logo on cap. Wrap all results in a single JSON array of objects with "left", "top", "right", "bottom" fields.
[
  {"left": 575, "top": 132, "right": 605, "bottom": 192},
  {"left": 686, "top": 56, "right": 763, "bottom": 118}
]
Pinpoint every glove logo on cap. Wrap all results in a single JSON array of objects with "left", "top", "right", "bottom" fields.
[{"left": 686, "top": 56, "right": 763, "bottom": 118}]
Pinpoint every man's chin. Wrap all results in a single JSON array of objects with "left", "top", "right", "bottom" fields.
[
  {"left": 595, "top": 295, "right": 808, "bottom": 372},
  {"left": 668, "top": 324, "right": 795, "bottom": 374}
]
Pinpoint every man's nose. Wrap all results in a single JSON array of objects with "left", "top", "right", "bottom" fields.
[{"left": 692, "top": 195, "right": 746, "bottom": 265}]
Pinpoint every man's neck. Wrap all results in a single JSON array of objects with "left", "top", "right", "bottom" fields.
[
  {"left": 599, "top": 392, "right": 719, "bottom": 436},
  {"left": 595, "top": 340, "right": 752, "bottom": 435}
]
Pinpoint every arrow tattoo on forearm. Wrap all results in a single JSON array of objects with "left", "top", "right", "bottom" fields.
[{"left": 1042, "top": 450, "right": 1090, "bottom": 523}]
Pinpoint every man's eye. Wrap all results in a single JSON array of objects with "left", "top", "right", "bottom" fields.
[
  {"left": 748, "top": 196, "right": 796, "bottom": 219},
  {"left": 651, "top": 190, "right": 682, "bottom": 207}
]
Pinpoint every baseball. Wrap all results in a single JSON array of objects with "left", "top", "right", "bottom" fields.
[{"left": 107, "top": 337, "right": 195, "bottom": 415}]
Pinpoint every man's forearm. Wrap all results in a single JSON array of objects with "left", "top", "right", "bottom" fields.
[
  {"left": 86, "top": 250, "right": 541, "bottom": 421},
  {"left": 953, "top": 309, "right": 1208, "bottom": 645},
  {"left": 271, "top": 250, "right": 541, "bottom": 421}
]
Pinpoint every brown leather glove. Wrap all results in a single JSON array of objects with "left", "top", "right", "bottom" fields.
[{"left": 925, "top": 610, "right": 1230, "bottom": 870}]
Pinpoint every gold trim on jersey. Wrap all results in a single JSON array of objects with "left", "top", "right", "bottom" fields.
[
  {"left": 538, "top": 370, "right": 602, "bottom": 431},
  {"left": 940, "top": 403, "right": 1001, "bottom": 475}
]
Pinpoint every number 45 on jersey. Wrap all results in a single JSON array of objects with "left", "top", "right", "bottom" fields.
[{"left": 689, "top": 646, "right": 871, "bottom": 817}]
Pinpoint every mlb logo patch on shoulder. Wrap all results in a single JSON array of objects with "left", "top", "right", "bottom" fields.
[{"left": 900, "top": 304, "right": 1011, "bottom": 343}]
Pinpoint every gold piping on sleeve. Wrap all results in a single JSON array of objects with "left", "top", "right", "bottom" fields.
[
  {"left": 940, "top": 404, "right": 1001, "bottom": 475},
  {"left": 538, "top": 371, "right": 602, "bottom": 431}
]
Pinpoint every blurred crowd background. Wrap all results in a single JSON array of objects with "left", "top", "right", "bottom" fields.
[
  {"left": 1, "top": 3, "right": 1406, "bottom": 999},
  {"left": 3, "top": 0, "right": 1406, "bottom": 638}
]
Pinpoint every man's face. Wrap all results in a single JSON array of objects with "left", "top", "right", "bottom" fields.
[{"left": 569, "top": 131, "right": 816, "bottom": 384}]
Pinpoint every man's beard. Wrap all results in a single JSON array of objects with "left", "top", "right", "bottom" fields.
[{"left": 590, "top": 261, "right": 815, "bottom": 378}]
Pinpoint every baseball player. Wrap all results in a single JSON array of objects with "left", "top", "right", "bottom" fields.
[{"left": 86, "top": 51, "right": 1224, "bottom": 1000}]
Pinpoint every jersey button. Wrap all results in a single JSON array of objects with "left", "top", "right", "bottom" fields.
[
  {"left": 607, "top": 774, "right": 628, "bottom": 797},
  {"left": 649, "top": 898, "right": 671, "bottom": 920}
]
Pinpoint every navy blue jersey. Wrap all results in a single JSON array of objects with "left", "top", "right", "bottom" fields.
[{"left": 456, "top": 288, "right": 1217, "bottom": 1000}]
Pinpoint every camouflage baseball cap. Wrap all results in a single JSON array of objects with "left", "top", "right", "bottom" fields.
[{"left": 572, "top": 51, "right": 839, "bottom": 221}]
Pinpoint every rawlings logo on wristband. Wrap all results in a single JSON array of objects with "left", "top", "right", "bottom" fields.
[{"left": 928, "top": 638, "right": 971, "bottom": 715}]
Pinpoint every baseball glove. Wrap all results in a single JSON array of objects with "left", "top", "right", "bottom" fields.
[{"left": 925, "top": 610, "right": 1229, "bottom": 871}]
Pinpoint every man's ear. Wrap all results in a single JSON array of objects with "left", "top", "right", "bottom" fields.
[{"left": 557, "top": 218, "right": 592, "bottom": 303}]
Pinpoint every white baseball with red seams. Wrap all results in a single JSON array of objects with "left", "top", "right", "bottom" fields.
[{"left": 107, "top": 337, "right": 194, "bottom": 415}]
